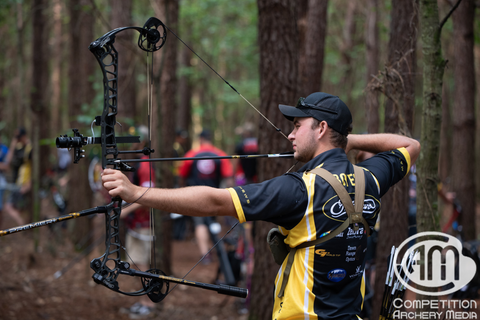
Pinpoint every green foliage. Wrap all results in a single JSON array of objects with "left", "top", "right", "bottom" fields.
[
  {"left": 474, "top": 19, "right": 480, "bottom": 45},
  {"left": 1, "top": 0, "right": 479, "bottom": 165},
  {"left": 179, "top": 0, "right": 259, "bottom": 149},
  {"left": 76, "top": 79, "right": 103, "bottom": 137}
]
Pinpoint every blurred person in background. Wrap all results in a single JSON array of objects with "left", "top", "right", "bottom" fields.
[
  {"left": 2, "top": 128, "right": 31, "bottom": 227},
  {"left": 233, "top": 122, "right": 258, "bottom": 185},
  {"left": 0, "top": 134, "right": 9, "bottom": 227},
  {"left": 179, "top": 129, "right": 233, "bottom": 263}
]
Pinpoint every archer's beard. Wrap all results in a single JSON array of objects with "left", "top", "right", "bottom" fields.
[
  {"left": 293, "top": 142, "right": 317, "bottom": 163},
  {"left": 294, "top": 150, "right": 313, "bottom": 163}
]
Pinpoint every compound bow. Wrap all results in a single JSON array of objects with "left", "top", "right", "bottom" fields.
[
  {"left": 63, "top": 17, "right": 251, "bottom": 302},
  {"left": 2, "top": 17, "right": 246, "bottom": 302},
  {"left": 0, "top": 16, "right": 294, "bottom": 303}
]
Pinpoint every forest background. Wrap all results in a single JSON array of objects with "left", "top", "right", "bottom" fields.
[{"left": 0, "top": 0, "right": 479, "bottom": 320}]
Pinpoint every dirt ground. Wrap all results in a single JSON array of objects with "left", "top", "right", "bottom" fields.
[
  {"left": 2, "top": 196, "right": 479, "bottom": 320},
  {"left": 0, "top": 211, "right": 249, "bottom": 320}
]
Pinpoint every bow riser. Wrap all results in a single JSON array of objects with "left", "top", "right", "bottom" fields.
[
  {"left": 86, "top": 19, "right": 165, "bottom": 297},
  {"left": 90, "top": 40, "right": 120, "bottom": 171}
]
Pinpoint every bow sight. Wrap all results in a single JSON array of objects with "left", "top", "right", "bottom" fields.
[{"left": 56, "top": 128, "right": 142, "bottom": 167}]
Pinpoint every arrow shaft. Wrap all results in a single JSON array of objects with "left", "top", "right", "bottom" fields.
[{"left": 115, "top": 152, "right": 294, "bottom": 163}]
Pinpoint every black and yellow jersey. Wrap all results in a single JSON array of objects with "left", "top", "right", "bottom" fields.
[{"left": 228, "top": 147, "right": 410, "bottom": 320}]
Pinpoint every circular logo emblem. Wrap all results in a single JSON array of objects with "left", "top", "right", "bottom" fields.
[
  {"left": 394, "top": 231, "right": 477, "bottom": 296},
  {"left": 197, "top": 159, "right": 215, "bottom": 175}
]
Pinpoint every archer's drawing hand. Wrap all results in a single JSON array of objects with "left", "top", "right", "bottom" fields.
[{"left": 101, "top": 168, "right": 142, "bottom": 203}]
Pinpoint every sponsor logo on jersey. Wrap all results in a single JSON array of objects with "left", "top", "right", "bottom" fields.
[
  {"left": 327, "top": 198, "right": 378, "bottom": 219},
  {"left": 315, "top": 249, "right": 341, "bottom": 258},
  {"left": 327, "top": 268, "right": 346, "bottom": 282},
  {"left": 349, "top": 265, "right": 363, "bottom": 279},
  {"left": 345, "top": 245, "right": 362, "bottom": 262},
  {"left": 346, "top": 227, "right": 365, "bottom": 239}
]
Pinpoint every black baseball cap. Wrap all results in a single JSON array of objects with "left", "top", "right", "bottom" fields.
[
  {"left": 279, "top": 92, "right": 352, "bottom": 135},
  {"left": 199, "top": 129, "right": 212, "bottom": 140}
]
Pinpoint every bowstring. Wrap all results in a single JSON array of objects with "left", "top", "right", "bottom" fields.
[
  {"left": 118, "top": 50, "right": 156, "bottom": 284},
  {"left": 147, "top": 50, "right": 157, "bottom": 271}
]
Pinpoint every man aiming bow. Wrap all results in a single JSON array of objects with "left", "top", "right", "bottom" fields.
[{"left": 102, "top": 92, "right": 420, "bottom": 320}]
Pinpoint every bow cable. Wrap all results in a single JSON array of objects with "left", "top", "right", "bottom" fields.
[
  {"left": 163, "top": 25, "right": 289, "bottom": 141},
  {"left": 168, "top": 221, "right": 240, "bottom": 294}
]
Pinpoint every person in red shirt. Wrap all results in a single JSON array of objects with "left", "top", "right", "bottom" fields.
[{"left": 179, "top": 130, "right": 233, "bottom": 261}]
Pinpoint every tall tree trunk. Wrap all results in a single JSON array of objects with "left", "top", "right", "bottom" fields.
[
  {"left": 365, "top": 0, "right": 380, "bottom": 134},
  {"left": 151, "top": 1, "right": 167, "bottom": 157},
  {"left": 250, "top": 1, "right": 298, "bottom": 319},
  {"left": 417, "top": 0, "right": 447, "bottom": 311},
  {"left": 15, "top": 4, "right": 28, "bottom": 129},
  {"left": 451, "top": 0, "right": 476, "bottom": 240},
  {"left": 157, "top": 0, "right": 179, "bottom": 276},
  {"left": 298, "top": 0, "right": 328, "bottom": 96},
  {"left": 50, "top": 0, "right": 64, "bottom": 138},
  {"left": 371, "top": 1, "right": 418, "bottom": 319},
  {"left": 30, "top": 0, "right": 49, "bottom": 249},
  {"left": 111, "top": 0, "right": 137, "bottom": 122},
  {"left": 339, "top": 1, "right": 357, "bottom": 110},
  {"left": 177, "top": 45, "right": 193, "bottom": 137},
  {"left": 67, "top": 0, "right": 95, "bottom": 247},
  {"left": 438, "top": 85, "right": 452, "bottom": 182},
  {"left": 296, "top": 0, "right": 308, "bottom": 97}
]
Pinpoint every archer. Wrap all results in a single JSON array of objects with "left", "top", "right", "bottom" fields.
[{"left": 102, "top": 92, "right": 421, "bottom": 320}]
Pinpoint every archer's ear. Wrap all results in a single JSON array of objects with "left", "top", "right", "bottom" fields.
[{"left": 317, "top": 121, "right": 329, "bottom": 139}]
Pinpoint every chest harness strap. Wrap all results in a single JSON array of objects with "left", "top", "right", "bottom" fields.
[{"left": 277, "top": 165, "right": 369, "bottom": 298}]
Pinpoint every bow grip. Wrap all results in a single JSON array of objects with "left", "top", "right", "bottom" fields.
[{"left": 217, "top": 284, "right": 248, "bottom": 298}]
